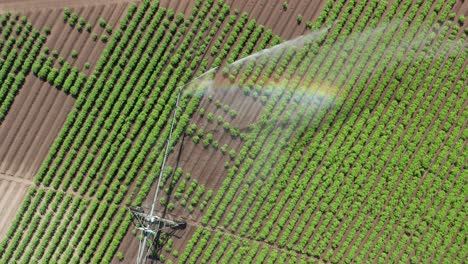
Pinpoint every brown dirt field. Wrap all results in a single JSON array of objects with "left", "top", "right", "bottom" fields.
[
  {"left": 0, "top": 0, "right": 138, "bottom": 13},
  {"left": 0, "top": 76, "right": 75, "bottom": 179},
  {"left": 226, "top": 0, "right": 328, "bottom": 39},
  {"left": 0, "top": 177, "right": 30, "bottom": 240}
]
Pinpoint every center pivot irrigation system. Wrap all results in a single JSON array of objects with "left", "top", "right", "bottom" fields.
[
  {"left": 128, "top": 66, "right": 219, "bottom": 263},
  {"left": 126, "top": 25, "right": 330, "bottom": 262},
  {"left": 129, "top": 86, "right": 187, "bottom": 264}
]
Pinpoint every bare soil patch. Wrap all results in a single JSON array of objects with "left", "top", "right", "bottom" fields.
[
  {"left": 159, "top": 0, "right": 195, "bottom": 16},
  {"left": 0, "top": 177, "right": 29, "bottom": 240},
  {"left": 226, "top": 0, "right": 328, "bottom": 39},
  {"left": 0, "top": 76, "right": 75, "bottom": 180}
]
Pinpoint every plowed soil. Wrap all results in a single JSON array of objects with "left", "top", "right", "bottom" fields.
[
  {"left": 0, "top": 77, "right": 74, "bottom": 180},
  {"left": 0, "top": 177, "right": 30, "bottom": 239}
]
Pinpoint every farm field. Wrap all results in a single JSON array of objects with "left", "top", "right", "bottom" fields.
[
  {"left": 0, "top": 0, "right": 467, "bottom": 263},
  {"left": 0, "top": 177, "right": 30, "bottom": 239}
]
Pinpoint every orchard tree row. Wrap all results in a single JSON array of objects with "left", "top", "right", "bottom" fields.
[
  {"left": 0, "top": 13, "right": 45, "bottom": 122},
  {"left": 186, "top": 0, "right": 466, "bottom": 263}
]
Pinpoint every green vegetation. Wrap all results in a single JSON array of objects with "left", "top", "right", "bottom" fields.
[
  {"left": 101, "top": 34, "right": 108, "bottom": 42},
  {"left": 98, "top": 18, "right": 106, "bottom": 28},
  {"left": 43, "top": 26, "right": 51, "bottom": 35},
  {"left": 63, "top": 8, "right": 71, "bottom": 20},
  {"left": 0, "top": 0, "right": 466, "bottom": 263},
  {"left": 0, "top": 13, "right": 44, "bottom": 122},
  {"left": 105, "top": 25, "right": 113, "bottom": 34},
  {"left": 0, "top": 0, "right": 244, "bottom": 261},
  {"left": 116, "top": 251, "right": 124, "bottom": 261},
  {"left": 184, "top": 0, "right": 467, "bottom": 263},
  {"left": 297, "top": 15, "right": 303, "bottom": 24},
  {"left": 63, "top": 9, "right": 93, "bottom": 34},
  {"left": 459, "top": 15, "right": 466, "bottom": 25}
]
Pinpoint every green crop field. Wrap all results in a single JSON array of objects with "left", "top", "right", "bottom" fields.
[{"left": 0, "top": 0, "right": 466, "bottom": 263}]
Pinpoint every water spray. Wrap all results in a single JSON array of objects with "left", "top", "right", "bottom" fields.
[{"left": 128, "top": 18, "right": 466, "bottom": 263}]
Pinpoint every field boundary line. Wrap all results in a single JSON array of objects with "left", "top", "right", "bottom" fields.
[
  {"left": 0, "top": 172, "right": 34, "bottom": 186},
  {"left": 163, "top": 211, "right": 321, "bottom": 263},
  {"left": 0, "top": 172, "right": 98, "bottom": 202}
]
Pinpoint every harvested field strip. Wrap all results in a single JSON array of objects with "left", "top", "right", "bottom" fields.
[
  {"left": 0, "top": 3, "right": 128, "bottom": 181},
  {"left": 0, "top": 77, "right": 75, "bottom": 179},
  {"left": 0, "top": 172, "right": 34, "bottom": 185},
  {"left": 0, "top": 179, "right": 29, "bottom": 239}
]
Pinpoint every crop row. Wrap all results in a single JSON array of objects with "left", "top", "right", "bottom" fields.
[
  {"left": 200, "top": 0, "right": 359, "bottom": 230},
  {"left": 159, "top": 167, "right": 214, "bottom": 214},
  {"left": 0, "top": 14, "right": 45, "bottom": 121},
  {"left": 178, "top": 227, "right": 308, "bottom": 264},
  {"left": 32, "top": 55, "right": 87, "bottom": 96},
  {"left": 270, "top": 1, "right": 464, "bottom": 263},
  {"left": 1, "top": 1, "right": 153, "bottom": 262},
  {"left": 188, "top": 0, "right": 465, "bottom": 263},
  {"left": 7, "top": 0, "right": 274, "bottom": 261},
  {"left": 252, "top": 0, "right": 436, "bottom": 258},
  {"left": 258, "top": 0, "right": 420, "bottom": 251}
]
